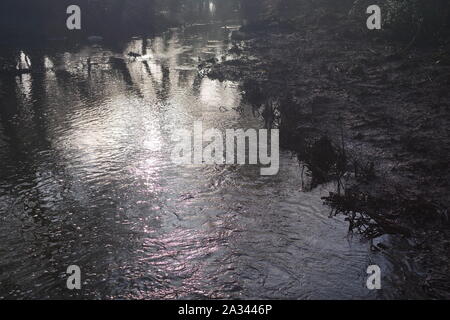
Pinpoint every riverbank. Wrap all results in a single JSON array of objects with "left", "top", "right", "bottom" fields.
[{"left": 204, "top": 14, "right": 450, "bottom": 297}]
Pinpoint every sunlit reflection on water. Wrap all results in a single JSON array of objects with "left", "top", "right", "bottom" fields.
[{"left": 0, "top": 24, "right": 427, "bottom": 300}]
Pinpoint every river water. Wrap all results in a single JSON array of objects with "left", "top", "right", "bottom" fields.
[{"left": 0, "top": 24, "right": 428, "bottom": 299}]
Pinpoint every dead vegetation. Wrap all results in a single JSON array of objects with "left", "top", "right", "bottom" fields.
[{"left": 206, "top": 1, "right": 450, "bottom": 240}]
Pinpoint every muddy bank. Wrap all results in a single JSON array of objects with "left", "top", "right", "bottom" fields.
[{"left": 203, "top": 15, "right": 450, "bottom": 297}]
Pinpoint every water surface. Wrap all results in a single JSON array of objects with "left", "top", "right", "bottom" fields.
[{"left": 0, "top": 24, "right": 427, "bottom": 299}]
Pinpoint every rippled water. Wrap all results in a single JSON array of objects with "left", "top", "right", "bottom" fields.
[{"left": 0, "top": 24, "right": 429, "bottom": 299}]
